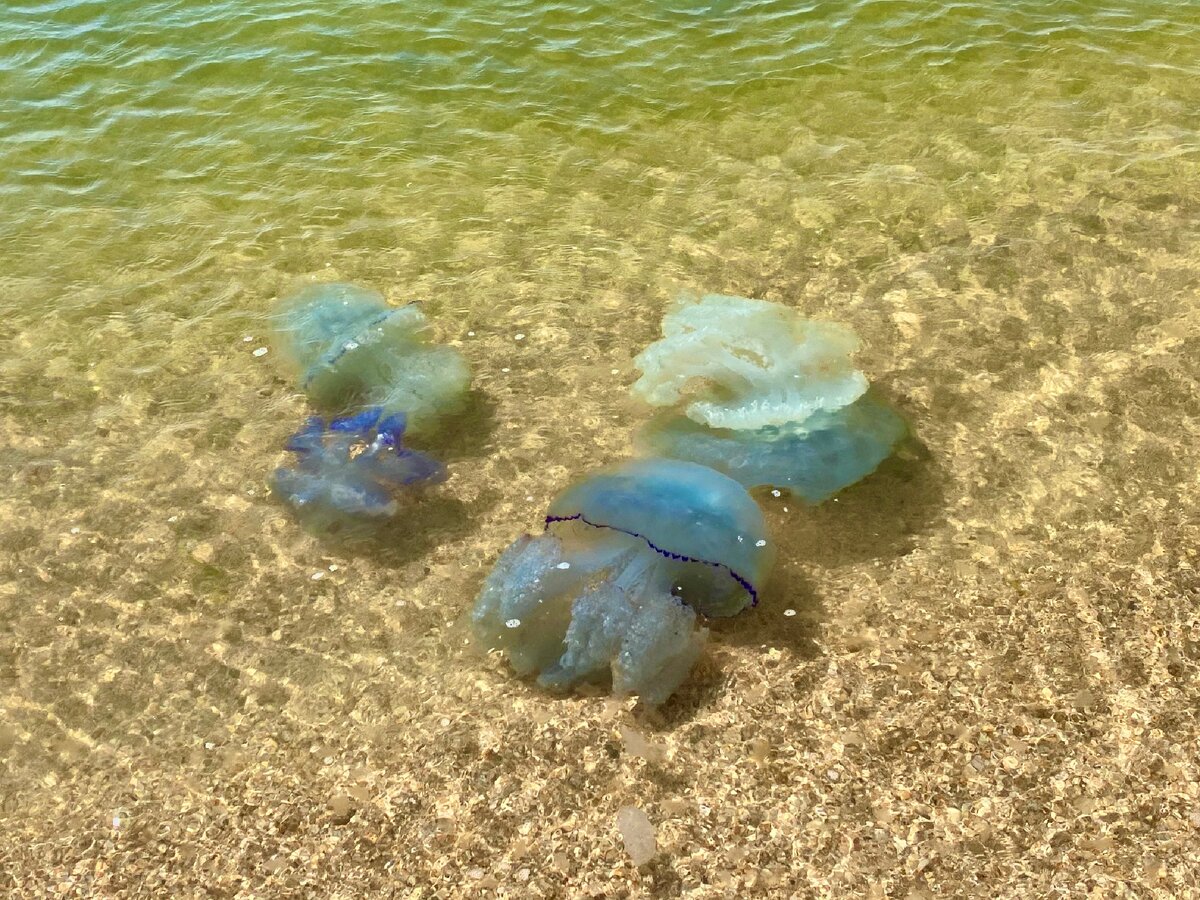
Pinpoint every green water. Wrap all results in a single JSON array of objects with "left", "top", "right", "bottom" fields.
[{"left": 3, "top": 1, "right": 1200, "bottom": 894}]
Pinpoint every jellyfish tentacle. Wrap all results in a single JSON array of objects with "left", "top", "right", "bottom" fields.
[
  {"left": 329, "top": 406, "right": 383, "bottom": 434},
  {"left": 537, "top": 582, "right": 635, "bottom": 691},
  {"left": 612, "top": 592, "right": 705, "bottom": 706}
]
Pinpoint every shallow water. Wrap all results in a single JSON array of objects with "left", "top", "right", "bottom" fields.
[{"left": 3, "top": 1, "right": 1200, "bottom": 895}]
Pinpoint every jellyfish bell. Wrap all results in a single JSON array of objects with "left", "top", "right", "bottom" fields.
[
  {"left": 471, "top": 459, "right": 774, "bottom": 705},
  {"left": 631, "top": 294, "right": 869, "bottom": 431},
  {"left": 545, "top": 458, "right": 773, "bottom": 616},
  {"left": 271, "top": 282, "right": 469, "bottom": 436},
  {"left": 636, "top": 392, "right": 908, "bottom": 503},
  {"left": 271, "top": 282, "right": 395, "bottom": 378}
]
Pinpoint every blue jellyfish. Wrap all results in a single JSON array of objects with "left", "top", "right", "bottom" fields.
[
  {"left": 472, "top": 459, "right": 775, "bottom": 705},
  {"left": 637, "top": 395, "right": 907, "bottom": 504},
  {"left": 631, "top": 294, "right": 907, "bottom": 500},
  {"left": 272, "top": 407, "right": 445, "bottom": 526},
  {"left": 268, "top": 283, "right": 470, "bottom": 525},
  {"left": 271, "top": 282, "right": 470, "bottom": 436}
]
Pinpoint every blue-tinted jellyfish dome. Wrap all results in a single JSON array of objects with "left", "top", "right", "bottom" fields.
[
  {"left": 271, "top": 282, "right": 470, "bottom": 436},
  {"left": 631, "top": 294, "right": 907, "bottom": 499},
  {"left": 272, "top": 407, "right": 445, "bottom": 525},
  {"left": 638, "top": 395, "right": 907, "bottom": 504},
  {"left": 472, "top": 459, "right": 774, "bottom": 705}
]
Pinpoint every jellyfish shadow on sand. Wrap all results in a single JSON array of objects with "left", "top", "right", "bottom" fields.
[{"left": 426, "top": 389, "right": 500, "bottom": 464}]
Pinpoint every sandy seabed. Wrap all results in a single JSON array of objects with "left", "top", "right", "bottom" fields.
[{"left": 3, "top": 102, "right": 1200, "bottom": 896}]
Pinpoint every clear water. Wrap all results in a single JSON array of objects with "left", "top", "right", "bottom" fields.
[{"left": 3, "top": 1, "right": 1199, "bottom": 893}]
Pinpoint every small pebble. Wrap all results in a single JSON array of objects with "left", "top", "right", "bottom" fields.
[
  {"left": 784, "top": 609, "right": 796, "bottom": 617},
  {"left": 505, "top": 618, "right": 521, "bottom": 629},
  {"left": 253, "top": 347, "right": 269, "bottom": 357},
  {"left": 311, "top": 571, "right": 324, "bottom": 580},
  {"left": 327, "top": 793, "right": 353, "bottom": 822},
  {"left": 515, "top": 333, "right": 525, "bottom": 341},
  {"left": 616, "top": 806, "right": 657, "bottom": 866},
  {"left": 755, "top": 539, "right": 767, "bottom": 547}
]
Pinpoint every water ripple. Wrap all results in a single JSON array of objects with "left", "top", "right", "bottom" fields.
[{"left": 0, "top": 0, "right": 1197, "bottom": 283}]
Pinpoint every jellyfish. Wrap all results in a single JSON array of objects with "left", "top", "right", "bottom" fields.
[
  {"left": 472, "top": 459, "right": 774, "bottom": 705},
  {"left": 271, "top": 282, "right": 470, "bottom": 436},
  {"left": 631, "top": 294, "right": 906, "bottom": 501},
  {"left": 271, "top": 407, "right": 445, "bottom": 527},
  {"left": 268, "top": 282, "right": 470, "bottom": 524}
]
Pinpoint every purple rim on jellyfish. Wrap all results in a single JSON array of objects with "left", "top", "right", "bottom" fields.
[{"left": 544, "top": 512, "right": 760, "bottom": 610}]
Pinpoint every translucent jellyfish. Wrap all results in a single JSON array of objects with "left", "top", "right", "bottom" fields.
[
  {"left": 271, "top": 282, "right": 470, "bottom": 435},
  {"left": 638, "top": 396, "right": 907, "bottom": 504},
  {"left": 632, "top": 295, "right": 906, "bottom": 499},
  {"left": 632, "top": 294, "right": 868, "bottom": 431},
  {"left": 272, "top": 407, "right": 444, "bottom": 526},
  {"left": 472, "top": 459, "right": 774, "bottom": 705}
]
